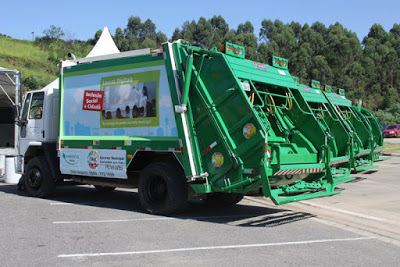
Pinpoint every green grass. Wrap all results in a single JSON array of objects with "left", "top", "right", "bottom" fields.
[
  {"left": 0, "top": 36, "right": 58, "bottom": 87},
  {"left": 383, "top": 141, "right": 400, "bottom": 154},
  {"left": 0, "top": 36, "right": 93, "bottom": 88},
  {"left": 0, "top": 37, "right": 49, "bottom": 62}
]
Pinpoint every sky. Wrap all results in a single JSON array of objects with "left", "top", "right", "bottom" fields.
[{"left": 1, "top": 0, "right": 399, "bottom": 42}]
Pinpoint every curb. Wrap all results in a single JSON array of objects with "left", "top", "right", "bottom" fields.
[{"left": 383, "top": 153, "right": 400, "bottom": 157}]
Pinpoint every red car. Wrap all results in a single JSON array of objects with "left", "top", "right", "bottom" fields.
[{"left": 382, "top": 124, "right": 400, "bottom": 138}]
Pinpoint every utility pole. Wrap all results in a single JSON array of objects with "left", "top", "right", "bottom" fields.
[{"left": 31, "top": 32, "right": 34, "bottom": 41}]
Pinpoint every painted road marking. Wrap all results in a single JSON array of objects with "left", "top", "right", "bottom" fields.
[
  {"left": 58, "top": 237, "right": 372, "bottom": 258},
  {"left": 53, "top": 214, "right": 261, "bottom": 224},
  {"left": 50, "top": 201, "right": 108, "bottom": 206},
  {"left": 300, "top": 201, "right": 400, "bottom": 226}
]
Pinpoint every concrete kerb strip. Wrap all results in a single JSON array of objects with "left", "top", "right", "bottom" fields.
[
  {"left": 383, "top": 153, "right": 400, "bottom": 157},
  {"left": 245, "top": 196, "right": 400, "bottom": 247}
]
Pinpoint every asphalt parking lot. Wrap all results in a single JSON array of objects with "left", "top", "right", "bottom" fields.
[{"left": 1, "top": 157, "right": 399, "bottom": 266}]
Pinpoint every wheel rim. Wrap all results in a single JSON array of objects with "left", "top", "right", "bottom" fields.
[
  {"left": 147, "top": 175, "right": 167, "bottom": 203},
  {"left": 28, "top": 167, "right": 42, "bottom": 189}
]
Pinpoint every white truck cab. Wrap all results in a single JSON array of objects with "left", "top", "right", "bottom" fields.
[
  {"left": 15, "top": 80, "right": 60, "bottom": 196},
  {"left": 18, "top": 80, "right": 59, "bottom": 158}
]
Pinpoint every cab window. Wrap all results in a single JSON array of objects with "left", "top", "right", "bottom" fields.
[
  {"left": 29, "top": 92, "right": 44, "bottom": 119},
  {"left": 21, "top": 93, "right": 31, "bottom": 121}
]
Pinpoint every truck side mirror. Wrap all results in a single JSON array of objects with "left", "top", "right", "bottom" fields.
[
  {"left": 12, "top": 105, "right": 20, "bottom": 119},
  {"left": 12, "top": 105, "right": 24, "bottom": 126}
]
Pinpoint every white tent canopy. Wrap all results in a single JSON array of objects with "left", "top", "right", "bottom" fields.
[{"left": 86, "top": 26, "right": 120, "bottom": 58}]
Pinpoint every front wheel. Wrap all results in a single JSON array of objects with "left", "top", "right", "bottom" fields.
[
  {"left": 24, "top": 156, "right": 55, "bottom": 198},
  {"left": 138, "top": 162, "right": 187, "bottom": 215}
]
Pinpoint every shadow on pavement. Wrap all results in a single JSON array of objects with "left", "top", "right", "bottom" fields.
[
  {"left": 345, "top": 177, "right": 367, "bottom": 183},
  {"left": 0, "top": 182, "right": 315, "bottom": 227},
  {"left": 362, "top": 170, "right": 378, "bottom": 174}
]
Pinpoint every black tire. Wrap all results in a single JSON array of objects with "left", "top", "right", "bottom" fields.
[
  {"left": 24, "top": 156, "right": 55, "bottom": 198},
  {"left": 205, "top": 192, "right": 244, "bottom": 207},
  {"left": 138, "top": 162, "right": 187, "bottom": 215},
  {"left": 94, "top": 185, "right": 116, "bottom": 193}
]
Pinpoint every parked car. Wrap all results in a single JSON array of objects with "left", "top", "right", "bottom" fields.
[{"left": 382, "top": 124, "right": 400, "bottom": 137}]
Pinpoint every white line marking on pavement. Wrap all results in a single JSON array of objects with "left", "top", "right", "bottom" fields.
[
  {"left": 312, "top": 217, "right": 400, "bottom": 247},
  {"left": 300, "top": 201, "right": 400, "bottom": 226},
  {"left": 50, "top": 202, "right": 108, "bottom": 206},
  {"left": 53, "top": 214, "right": 260, "bottom": 224},
  {"left": 58, "top": 237, "right": 372, "bottom": 258},
  {"left": 54, "top": 217, "right": 171, "bottom": 224}
]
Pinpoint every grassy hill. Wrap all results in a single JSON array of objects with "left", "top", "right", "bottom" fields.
[
  {"left": 0, "top": 35, "right": 92, "bottom": 89},
  {"left": 0, "top": 36, "right": 58, "bottom": 88}
]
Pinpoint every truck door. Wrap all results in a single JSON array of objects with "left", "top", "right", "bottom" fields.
[{"left": 19, "top": 91, "right": 45, "bottom": 155}]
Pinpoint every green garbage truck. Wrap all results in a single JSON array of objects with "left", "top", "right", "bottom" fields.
[
  {"left": 15, "top": 40, "right": 377, "bottom": 214},
  {"left": 318, "top": 85, "right": 385, "bottom": 171}
]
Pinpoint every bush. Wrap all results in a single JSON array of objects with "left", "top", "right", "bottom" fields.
[{"left": 23, "top": 75, "right": 40, "bottom": 90}]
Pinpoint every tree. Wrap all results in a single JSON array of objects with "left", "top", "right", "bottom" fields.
[
  {"left": 310, "top": 55, "right": 333, "bottom": 84},
  {"left": 210, "top": 15, "right": 229, "bottom": 48},
  {"left": 290, "top": 43, "right": 312, "bottom": 81},
  {"left": 193, "top": 17, "right": 212, "bottom": 47},
  {"left": 114, "top": 16, "right": 165, "bottom": 51},
  {"left": 311, "top": 22, "right": 327, "bottom": 36},
  {"left": 43, "top": 25, "right": 65, "bottom": 39},
  {"left": 237, "top": 21, "right": 254, "bottom": 34},
  {"left": 87, "top": 29, "right": 103, "bottom": 45},
  {"left": 234, "top": 32, "right": 259, "bottom": 61},
  {"left": 385, "top": 87, "right": 400, "bottom": 109}
]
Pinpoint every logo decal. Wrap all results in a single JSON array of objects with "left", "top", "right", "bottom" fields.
[
  {"left": 62, "top": 153, "right": 80, "bottom": 165},
  {"left": 87, "top": 151, "right": 99, "bottom": 169},
  {"left": 253, "top": 62, "right": 268, "bottom": 71}
]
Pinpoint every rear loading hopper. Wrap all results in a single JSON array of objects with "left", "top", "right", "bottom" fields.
[
  {"left": 352, "top": 100, "right": 385, "bottom": 163},
  {"left": 173, "top": 43, "right": 351, "bottom": 204},
  {"left": 322, "top": 87, "right": 385, "bottom": 171}
]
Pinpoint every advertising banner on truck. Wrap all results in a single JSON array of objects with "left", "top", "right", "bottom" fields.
[
  {"left": 60, "top": 148, "right": 127, "bottom": 178},
  {"left": 100, "top": 71, "right": 159, "bottom": 128},
  {"left": 61, "top": 62, "right": 178, "bottom": 138}
]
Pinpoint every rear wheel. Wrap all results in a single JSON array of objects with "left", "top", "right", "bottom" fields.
[
  {"left": 24, "top": 156, "right": 55, "bottom": 198},
  {"left": 138, "top": 162, "right": 187, "bottom": 215},
  {"left": 205, "top": 192, "right": 244, "bottom": 207}
]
